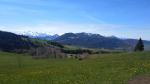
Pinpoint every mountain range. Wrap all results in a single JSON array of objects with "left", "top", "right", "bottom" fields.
[
  {"left": 18, "top": 32, "right": 150, "bottom": 51},
  {"left": 54, "top": 33, "right": 150, "bottom": 50}
]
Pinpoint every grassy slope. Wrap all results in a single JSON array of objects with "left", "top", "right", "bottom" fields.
[{"left": 0, "top": 52, "right": 150, "bottom": 84}]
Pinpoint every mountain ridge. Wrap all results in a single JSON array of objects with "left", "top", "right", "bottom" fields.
[{"left": 53, "top": 32, "right": 150, "bottom": 50}]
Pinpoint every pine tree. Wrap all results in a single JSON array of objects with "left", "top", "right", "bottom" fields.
[{"left": 134, "top": 38, "right": 144, "bottom": 51}]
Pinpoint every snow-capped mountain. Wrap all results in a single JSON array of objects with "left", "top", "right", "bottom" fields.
[{"left": 17, "top": 31, "right": 59, "bottom": 40}]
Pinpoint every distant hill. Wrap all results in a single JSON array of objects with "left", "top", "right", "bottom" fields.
[
  {"left": 123, "top": 39, "right": 150, "bottom": 51},
  {"left": 54, "top": 33, "right": 150, "bottom": 50}
]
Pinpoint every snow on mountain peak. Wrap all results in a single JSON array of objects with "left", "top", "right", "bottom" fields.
[{"left": 15, "top": 31, "right": 59, "bottom": 40}]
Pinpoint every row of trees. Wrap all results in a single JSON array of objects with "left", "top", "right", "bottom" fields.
[{"left": 61, "top": 49, "right": 93, "bottom": 54}]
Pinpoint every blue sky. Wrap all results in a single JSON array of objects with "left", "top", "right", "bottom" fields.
[{"left": 0, "top": 0, "right": 150, "bottom": 40}]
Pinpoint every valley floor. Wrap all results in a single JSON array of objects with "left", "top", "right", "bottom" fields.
[{"left": 0, "top": 51, "right": 150, "bottom": 84}]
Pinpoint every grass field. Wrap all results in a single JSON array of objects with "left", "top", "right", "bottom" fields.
[{"left": 0, "top": 51, "right": 150, "bottom": 84}]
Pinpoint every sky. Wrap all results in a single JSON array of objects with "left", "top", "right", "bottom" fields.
[{"left": 0, "top": 0, "right": 150, "bottom": 40}]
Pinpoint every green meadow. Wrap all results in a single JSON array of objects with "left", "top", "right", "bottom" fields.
[{"left": 0, "top": 51, "right": 150, "bottom": 84}]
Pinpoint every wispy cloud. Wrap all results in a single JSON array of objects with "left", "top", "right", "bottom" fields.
[{"left": 80, "top": 11, "right": 106, "bottom": 24}]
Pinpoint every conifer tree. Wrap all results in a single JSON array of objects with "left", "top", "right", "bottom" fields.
[{"left": 134, "top": 38, "right": 144, "bottom": 51}]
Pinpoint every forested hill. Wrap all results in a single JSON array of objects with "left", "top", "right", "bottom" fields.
[
  {"left": 0, "top": 31, "right": 35, "bottom": 51},
  {"left": 0, "top": 31, "right": 63, "bottom": 53}
]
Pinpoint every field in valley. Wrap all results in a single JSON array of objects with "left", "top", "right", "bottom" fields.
[{"left": 0, "top": 51, "right": 150, "bottom": 84}]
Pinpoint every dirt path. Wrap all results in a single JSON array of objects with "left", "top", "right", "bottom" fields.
[{"left": 128, "top": 76, "right": 150, "bottom": 84}]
